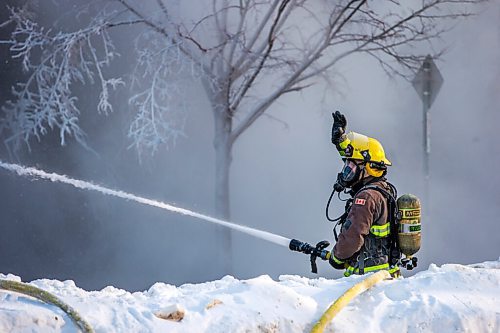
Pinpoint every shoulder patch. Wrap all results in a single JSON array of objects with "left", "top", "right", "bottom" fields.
[{"left": 355, "top": 198, "right": 366, "bottom": 205}]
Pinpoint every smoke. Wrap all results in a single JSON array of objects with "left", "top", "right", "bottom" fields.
[
  {"left": 0, "top": 0, "right": 499, "bottom": 291},
  {"left": 230, "top": 1, "right": 500, "bottom": 279}
]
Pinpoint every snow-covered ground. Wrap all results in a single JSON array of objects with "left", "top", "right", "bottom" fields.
[{"left": 1, "top": 260, "right": 499, "bottom": 333}]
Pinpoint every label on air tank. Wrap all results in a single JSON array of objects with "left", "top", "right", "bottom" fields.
[
  {"left": 399, "top": 223, "right": 421, "bottom": 233},
  {"left": 399, "top": 208, "right": 421, "bottom": 219}
]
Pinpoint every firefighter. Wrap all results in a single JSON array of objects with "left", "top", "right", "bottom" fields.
[{"left": 328, "top": 111, "right": 400, "bottom": 277}]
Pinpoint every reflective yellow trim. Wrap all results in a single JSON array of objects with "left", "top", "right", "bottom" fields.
[
  {"left": 344, "top": 263, "right": 400, "bottom": 277},
  {"left": 331, "top": 254, "right": 344, "bottom": 265},
  {"left": 339, "top": 137, "right": 351, "bottom": 149},
  {"left": 388, "top": 266, "right": 400, "bottom": 274},
  {"left": 325, "top": 252, "right": 331, "bottom": 260},
  {"left": 338, "top": 137, "right": 350, "bottom": 156},
  {"left": 388, "top": 266, "right": 401, "bottom": 278},
  {"left": 369, "top": 222, "right": 390, "bottom": 237},
  {"left": 344, "top": 263, "right": 389, "bottom": 277}
]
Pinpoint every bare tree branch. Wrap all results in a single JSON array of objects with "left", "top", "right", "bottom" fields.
[
  {"left": 1, "top": 0, "right": 484, "bottom": 156},
  {"left": 229, "top": 0, "right": 292, "bottom": 114},
  {"left": 230, "top": 0, "right": 482, "bottom": 141},
  {"left": 0, "top": 0, "right": 484, "bottom": 225},
  {"left": 155, "top": 0, "right": 169, "bottom": 19},
  {"left": 115, "top": 0, "right": 214, "bottom": 79}
]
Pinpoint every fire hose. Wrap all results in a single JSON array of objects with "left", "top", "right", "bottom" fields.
[
  {"left": 289, "top": 239, "right": 392, "bottom": 332},
  {"left": 310, "top": 270, "right": 391, "bottom": 333},
  {"left": 0, "top": 279, "right": 94, "bottom": 333}
]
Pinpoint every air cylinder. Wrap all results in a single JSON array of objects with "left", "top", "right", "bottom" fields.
[{"left": 397, "top": 194, "right": 421, "bottom": 257}]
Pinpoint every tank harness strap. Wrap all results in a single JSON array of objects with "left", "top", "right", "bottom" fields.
[
  {"left": 360, "top": 182, "right": 402, "bottom": 267},
  {"left": 332, "top": 198, "right": 353, "bottom": 242},
  {"left": 358, "top": 251, "right": 366, "bottom": 275},
  {"left": 333, "top": 213, "right": 346, "bottom": 242},
  {"left": 353, "top": 181, "right": 399, "bottom": 274}
]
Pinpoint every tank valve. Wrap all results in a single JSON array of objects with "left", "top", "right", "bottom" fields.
[{"left": 401, "top": 256, "right": 418, "bottom": 270}]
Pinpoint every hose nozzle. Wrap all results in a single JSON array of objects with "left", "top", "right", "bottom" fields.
[
  {"left": 289, "top": 239, "right": 314, "bottom": 254},
  {"left": 289, "top": 239, "right": 331, "bottom": 273}
]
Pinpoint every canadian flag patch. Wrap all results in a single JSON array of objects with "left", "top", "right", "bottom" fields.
[{"left": 355, "top": 198, "right": 366, "bottom": 205}]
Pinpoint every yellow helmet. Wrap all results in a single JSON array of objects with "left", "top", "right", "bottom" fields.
[{"left": 338, "top": 132, "right": 391, "bottom": 176}]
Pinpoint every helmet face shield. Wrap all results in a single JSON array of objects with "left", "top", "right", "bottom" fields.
[
  {"left": 334, "top": 159, "right": 362, "bottom": 192},
  {"left": 340, "top": 159, "right": 360, "bottom": 184}
]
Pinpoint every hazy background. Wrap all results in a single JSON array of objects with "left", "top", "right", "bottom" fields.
[{"left": 0, "top": 1, "right": 499, "bottom": 291}]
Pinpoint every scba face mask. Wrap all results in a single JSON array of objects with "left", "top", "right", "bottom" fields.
[{"left": 334, "top": 159, "right": 363, "bottom": 192}]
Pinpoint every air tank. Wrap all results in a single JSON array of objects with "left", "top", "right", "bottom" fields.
[{"left": 397, "top": 194, "right": 421, "bottom": 257}]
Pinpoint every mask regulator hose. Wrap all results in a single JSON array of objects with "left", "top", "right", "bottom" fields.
[{"left": 289, "top": 239, "right": 330, "bottom": 273}]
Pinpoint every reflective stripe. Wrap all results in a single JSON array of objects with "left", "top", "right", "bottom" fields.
[
  {"left": 388, "top": 266, "right": 401, "bottom": 278},
  {"left": 344, "top": 263, "right": 400, "bottom": 277},
  {"left": 388, "top": 266, "right": 400, "bottom": 275},
  {"left": 331, "top": 254, "right": 344, "bottom": 265},
  {"left": 344, "top": 263, "right": 389, "bottom": 277},
  {"left": 339, "top": 138, "right": 351, "bottom": 149},
  {"left": 370, "top": 222, "right": 390, "bottom": 237}
]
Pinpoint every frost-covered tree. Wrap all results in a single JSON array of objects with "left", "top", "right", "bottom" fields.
[{"left": 0, "top": 0, "right": 482, "bottom": 271}]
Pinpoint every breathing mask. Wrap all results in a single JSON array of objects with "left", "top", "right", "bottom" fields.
[{"left": 333, "top": 159, "right": 363, "bottom": 192}]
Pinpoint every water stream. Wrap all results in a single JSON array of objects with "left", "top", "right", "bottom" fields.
[{"left": 0, "top": 161, "right": 291, "bottom": 248}]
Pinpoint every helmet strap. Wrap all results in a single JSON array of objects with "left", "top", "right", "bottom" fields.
[
  {"left": 349, "top": 163, "right": 366, "bottom": 187},
  {"left": 359, "top": 164, "right": 366, "bottom": 180}
]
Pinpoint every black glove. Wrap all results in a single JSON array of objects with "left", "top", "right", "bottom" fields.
[
  {"left": 331, "top": 111, "right": 347, "bottom": 144},
  {"left": 329, "top": 254, "right": 346, "bottom": 270}
]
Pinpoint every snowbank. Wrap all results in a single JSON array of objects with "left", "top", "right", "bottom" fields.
[{"left": 1, "top": 260, "right": 499, "bottom": 332}]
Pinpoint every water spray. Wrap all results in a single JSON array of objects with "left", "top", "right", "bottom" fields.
[
  {"left": 0, "top": 161, "right": 331, "bottom": 272},
  {"left": 0, "top": 161, "right": 291, "bottom": 248}
]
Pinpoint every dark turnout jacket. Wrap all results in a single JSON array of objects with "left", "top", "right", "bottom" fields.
[{"left": 333, "top": 179, "right": 395, "bottom": 275}]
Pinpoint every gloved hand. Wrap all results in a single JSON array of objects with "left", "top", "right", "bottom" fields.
[
  {"left": 328, "top": 253, "right": 346, "bottom": 270},
  {"left": 331, "top": 111, "right": 347, "bottom": 144}
]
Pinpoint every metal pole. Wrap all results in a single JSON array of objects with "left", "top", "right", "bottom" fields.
[
  {"left": 423, "top": 98, "right": 430, "bottom": 179},
  {"left": 423, "top": 92, "right": 430, "bottom": 218},
  {"left": 423, "top": 61, "right": 431, "bottom": 217},
  {"left": 412, "top": 55, "right": 442, "bottom": 220}
]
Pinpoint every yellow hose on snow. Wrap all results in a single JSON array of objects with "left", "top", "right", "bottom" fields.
[
  {"left": 310, "top": 270, "right": 391, "bottom": 333},
  {"left": 0, "top": 279, "right": 94, "bottom": 333}
]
